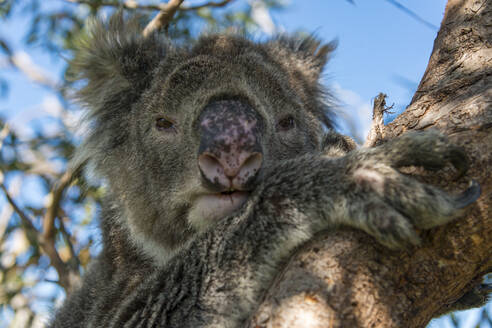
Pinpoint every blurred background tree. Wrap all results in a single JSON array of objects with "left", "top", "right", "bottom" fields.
[{"left": 0, "top": 1, "right": 489, "bottom": 327}]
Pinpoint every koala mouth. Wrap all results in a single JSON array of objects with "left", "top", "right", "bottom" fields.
[
  {"left": 190, "top": 190, "right": 250, "bottom": 225},
  {"left": 214, "top": 190, "right": 249, "bottom": 203}
]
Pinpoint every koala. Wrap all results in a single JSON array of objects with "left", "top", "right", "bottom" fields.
[{"left": 50, "top": 14, "right": 483, "bottom": 327}]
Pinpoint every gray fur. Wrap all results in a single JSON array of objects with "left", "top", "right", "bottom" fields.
[{"left": 51, "top": 14, "right": 481, "bottom": 328}]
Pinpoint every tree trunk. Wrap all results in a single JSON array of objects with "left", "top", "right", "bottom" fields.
[{"left": 249, "top": 0, "right": 492, "bottom": 327}]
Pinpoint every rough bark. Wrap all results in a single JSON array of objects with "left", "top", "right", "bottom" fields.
[{"left": 248, "top": 0, "right": 492, "bottom": 327}]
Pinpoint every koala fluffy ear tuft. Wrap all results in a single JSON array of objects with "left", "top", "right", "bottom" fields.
[
  {"left": 68, "top": 13, "right": 170, "bottom": 176},
  {"left": 267, "top": 35, "right": 337, "bottom": 82},
  {"left": 68, "top": 12, "right": 168, "bottom": 111}
]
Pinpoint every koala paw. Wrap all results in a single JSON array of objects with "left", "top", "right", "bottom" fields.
[{"left": 346, "top": 131, "right": 481, "bottom": 249}]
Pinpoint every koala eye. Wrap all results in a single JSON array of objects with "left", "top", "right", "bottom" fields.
[
  {"left": 155, "top": 117, "right": 176, "bottom": 132},
  {"left": 277, "top": 116, "right": 296, "bottom": 132}
]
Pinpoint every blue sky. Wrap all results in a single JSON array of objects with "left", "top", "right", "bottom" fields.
[
  {"left": 0, "top": 1, "right": 490, "bottom": 327},
  {"left": 277, "top": 0, "right": 446, "bottom": 99},
  {"left": 271, "top": 0, "right": 448, "bottom": 140}
]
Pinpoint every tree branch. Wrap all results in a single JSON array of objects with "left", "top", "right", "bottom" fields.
[
  {"left": 40, "top": 167, "right": 82, "bottom": 292},
  {"left": 0, "top": 183, "right": 39, "bottom": 237},
  {"left": 0, "top": 123, "right": 38, "bottom": 236},
  {"left": 182, "top": 0, "right": 233, "bottom": 11},
  {"left": 58, "top": 208, "right": 81, "bottom": 270},
  {"left": 1, "top": 39, "right": 60, "bottom": 91},
  {"left": 0, "top": 166, "right": 81, "bottom": 293},
  {"left": 142, "top": 0, "right": 184, "bottom": 37},
  {"left": 41, "top": 169, "right": 77, "bottom": 242},
  {"left": 65, "top": 0, "right": 233, "bottom": 12}
]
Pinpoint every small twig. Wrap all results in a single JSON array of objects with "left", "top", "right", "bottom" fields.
[
  {"left": 383, "top": 0, "right": 438, "bottom": 31},
  {"left": 65, "top": 0, "right": 165, "bottom": 11},
  {"left": 0, "top": 123, "right": 9, "bottom": 150},
  {"left": 183, "top": 0, "right": 233, "bottom": 11},
  {"left": 364, "top": 93, "right": 394, "bottom": 147},
  {"left": 42, "top": 169, "right": 78, "bottom": 242},
  {"left": 58, "top": 208, "right": 81, "bottom": 270},
  {"left": 9, "top": 53, "right": 59, "bottom": 90},
  {"left": 142, "top": 0, "right": 184, "bottom": 37},
  {"left": 65, "top": 0, "right": 233, "bottom": 12},
  {"left": 1, "top": 38, "right": 60, "bottom": 91},
  {"left": 0, "top": 183, "right": 39, "bottom": 235}
]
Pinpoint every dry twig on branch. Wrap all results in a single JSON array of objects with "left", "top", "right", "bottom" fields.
[{"left": 364, "top": 93, "right": 394, "bottom": 148}]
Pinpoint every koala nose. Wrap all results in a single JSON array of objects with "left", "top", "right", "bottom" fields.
[
  {"left": 198, "top": 151, "right": 263, "bottom": 190},
  {"left": 198, "top": 99, "right": 263, "bottom": 191}
]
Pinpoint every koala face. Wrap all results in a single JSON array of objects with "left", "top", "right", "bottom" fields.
[{"left": 71, "top": 17, "right": 335, "bottom": 264}]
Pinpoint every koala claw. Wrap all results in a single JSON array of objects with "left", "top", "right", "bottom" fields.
[
  {"left": 454, "top": 180, "right": 481, "bottom": 209},
  {"left": 346, "top": 132, "right": 481, "bottom": 248},
  {"left": 362, "top": 178, "right": 480, "bottom": 250}
]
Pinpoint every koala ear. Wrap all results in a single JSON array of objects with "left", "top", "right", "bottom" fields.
[
  {"left": 267, "top": 35, "right": 337, "bottom": 82},
  {"left": 69, "top": 12, "right": 167, "bottom": 111},
  {"left": 68, "top": 13, "right": 169, "bottom": 175}
]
